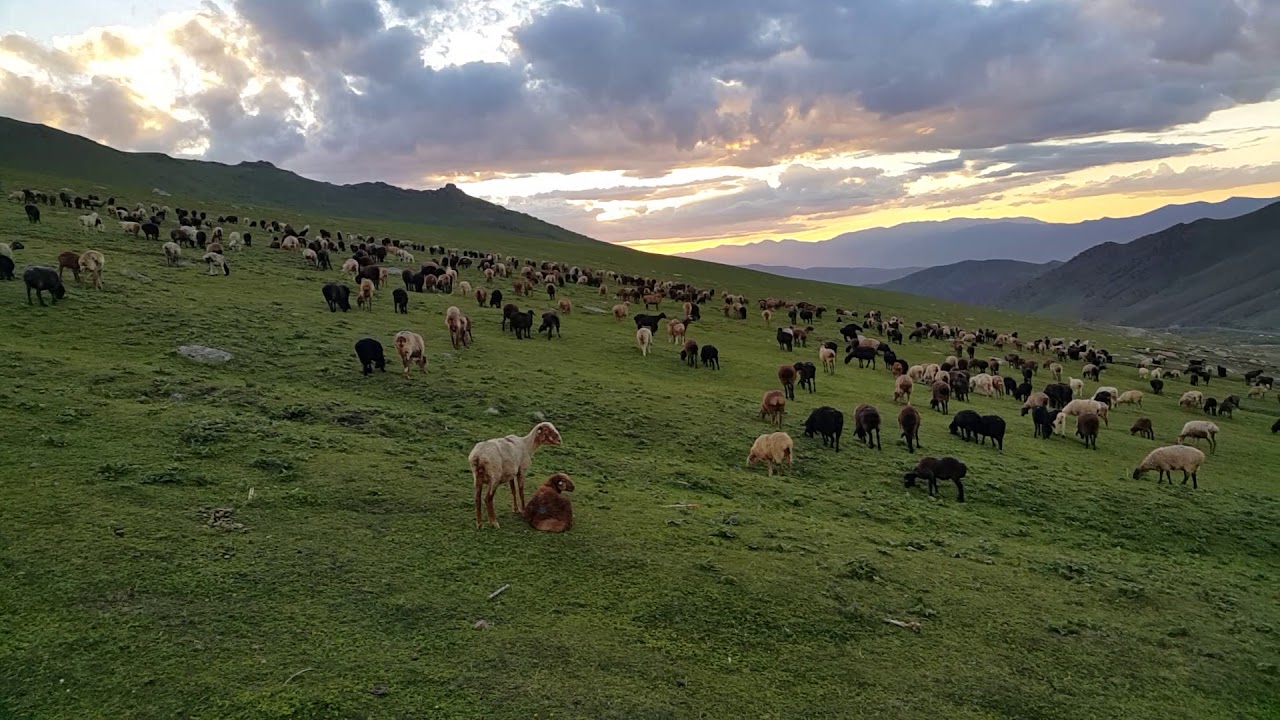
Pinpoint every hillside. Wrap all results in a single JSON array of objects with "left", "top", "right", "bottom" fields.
[
  {"left": 873, "top": 259, "right": 1062, "bottom": 305},
  {"left": 999, "top": 200, "right": 1280, "bottom": 330},
  {"left": 745, "top": 264, "right": 923, "bottom": 286},
  {"left": 681, "top": 197, "right": 1276, "bottom": 268},
  {"left": 0, "top": 116, "right": 598, "bottom": 244}
]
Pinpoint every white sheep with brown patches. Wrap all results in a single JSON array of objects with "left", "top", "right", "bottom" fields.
[{"left": 469, "top": 422, "right": 562, "bottom": 528}]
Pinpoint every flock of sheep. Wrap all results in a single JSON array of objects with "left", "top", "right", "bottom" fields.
[{"left": 7, "top": 188, "right": 1280, "bottom": 527}]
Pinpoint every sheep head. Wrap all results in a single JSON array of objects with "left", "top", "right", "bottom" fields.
[
  {"left": 546, "top": 472, "right": 575, "bottom": 493},
  {"left": 533, "top": 422, "right": 561, "bottom": 447}
]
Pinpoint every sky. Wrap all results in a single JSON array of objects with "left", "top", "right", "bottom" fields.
[{"left": 1, "top": 0, "right": 1279, "bottom": 259}]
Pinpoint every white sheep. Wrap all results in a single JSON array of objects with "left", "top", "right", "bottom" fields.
[
  {"left": 469, "top": 422, "right": 562, "bottom": 528},
  {"left": 79, "top": 212, "right": 102, "bottom": 233},
  {"left": 119, "top": 221, "right": 141, "bottom": 236},
  {"left": 1150, "top": 368, "right": 1164, "bottom": 380},
  {"left": 302, "top": 248, "right": 319, "bottom": 267},
  {"left": 342, "top": 258, "right": 360, "bottom": 276},
  {"left": 819, "top": 346, "right": 836, "bottom": 374},
  {"left": 1179, "top": 391, "right": 1204, "bottom": 410},
  {"left": 747, "top": 432, "right": 793, "bottom": 476},
  {"left": 202, "top": 252, "right": 230, "bottom": 276},
  {"left": 636, "top": 327, "right": 653, "bottom": 356},
  {"left": 970, "top": 374, "right": 995, "bottom": 397},
  {"left": 227, "top": 232, "right": 242, "bottom": 251},
  {"left": 1115, "top": 390, "right": 1144, "bottom": 408},
  {"left": 1053, "top": 398, "right": 1110, "bottom": 434},
  {"left": 281, "top": 236, "right": 300, "bottom": 251},
  {"left": 1177, "top": 420, "right": 1220, "bottom": 454},
  {"left": 1132, "top": 445, "right": 1206, "bottom": 488},
  {"left": 78, "top": 250, "right": 105, "bottom": 290},
  {"left": 163, "top": 242, "right": 181, "bottom": 266},
  {"left": 1068, "top": 377, "right": 1084, "bottom": 396}
]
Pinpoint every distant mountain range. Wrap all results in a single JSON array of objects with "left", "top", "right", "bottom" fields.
[
  {"left": 872, "top": 259, "right": 1064, "bottom": 305},
  {"left": 744, "top": 265, "right": 924, "bottom": 286},
  {"left": 680, "top": 197, "right": 1277, "bottom": 268}
]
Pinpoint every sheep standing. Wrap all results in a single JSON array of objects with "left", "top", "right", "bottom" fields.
[
  {"left": 1132, "top": 446, "right": 1206, "bottom": 489},
  {"left": 854, "top": 404, "right": 882, "bottom": 450},
  {"left": 760, "top": 390, "right": 786, "bottom": 426},
  {"left": 1076, "top": 412, "right": 1100, "bottom": 450},
  {"left": 357, "top": 278, "right": 375, "bottom": 310},
  {"left": 929, "top": 380, "right": 951, "bottom": 415},
  {"left": 202, "top": 252, "right": 230, "bottom": 276},
  {"left": 894, "top": 374, "right": 913, "bottom": 404},
  {"left": 1130, "top": 417, "right": 1154, "bottom": 440},
  {"left": 898, "top": 405, "right": 922, "bottom": 453},
  {"left": 803, "top": 406, "right": 844, "bottom": 451},
  {"left": 78, "top": 250, "right": 105, "bottom": 290},
  {"left": 393, "top": 331, "right": 427, "bottom": 378},
  {"left": 1115, "top": 390, "right": 1143, "bottom": 408},
  {"left": 163, "top": 242, "right": 181, "bottom": 266},
  {"left": 903, "top": 456, "right": 966, "bottom": 501},
  {"left": 778, "top": 364, "right": 797, "bottom": 401},
  {"left": 636, "top": 327, "right": 653, "bottom": 356},
  {"left": 523, "top": 472, "right": 575, "bottom": 533},
  {"left": 747, "top": 432, "right": 793, "bottom": 476},
  {"left": 819, "top": 346, "right": 836, "bottom": 374},
  {"left": 1180, "top": 391, "right": 1204, "bottom": 410},
  {"left": 470, "top": 422, "right": 562, "bottom": 528},
  {"left": 1177, "top": 420, "right": 1220, "bottom": 454}
]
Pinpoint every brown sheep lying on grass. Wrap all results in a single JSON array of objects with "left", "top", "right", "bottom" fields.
[{"left": 523, "top": 472, "right": 575, "bottom": 533}]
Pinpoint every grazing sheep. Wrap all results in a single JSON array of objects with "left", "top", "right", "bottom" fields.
[
  {"left": 668, "top": 320, "right": 686, "bottom": 344},
  {"left": 302, "top": 248, "right": 319, "bottom": 267},
  {"left": 558, "top": 298, "right": 572, "bottom": 314},
  {"left": 1130, "top": 417, "right": 1154, "bottom": 440},
  {"left": 1045, "top": 383, "right": 1073, "bottom": 409},
  {"left": 894, "top": 374, "right": 913, "bottom": 404},
  {"left": 1138, "top": 367, "right": 1150, "bottom": 380},
  {"left": 1177, "top": 420, "right": 1220, "bottom": 454},
  {"left": 0, "top": 255, "right": 13, "bottom": 281},
  {"left": 1068, "top": 377, "right": 1084, "bottom": 396},
  {"left": 853, "top": 404, "right": 882, "bottom": 450},
  {"left": 1202, "top": 398, "right": 1219, "bottom": 416},
  {"left": 1272, "top": 418, "right": 1280, "bottom": 433},
  {"left": 803, "top": 406, "right": 844, "bottom": 451},
  {"left": 357, "top": 278, "right": 375, "bottom": 310},
  {"left": 679, "top": 339, "right": 699, "bottom": 367},
  {"left": 511, "top": 309, "right": 536, "bottom": 339},
  {"left": 523, "top": 472, "right": 575, "bottom": 533},
  {"left": 929, "top": 380, "right": 951, "bottom": 414},
  {"left": 777, "top": 326, "right": 794, "bottom": 352},
  {"left": 1218, "top": 395, "right": 1241, "bottom": 418},
  {"left": 393, "top": 288, "right": 409, "bottom": 314},
  {"left": 1092, "top": 386, "right": 1119, "bottom": 407},
  {"left": 819, "top": 346, "right": 836, "bottom": 374},
  {"left": 1115, "top": 390, "right": 1143, "bottom": 408},
  {"left": 77, "top": 250, "right": 105, "bottom": 290},
  {"left": 845, "top": 345, "right": 878, "bottom": 368},
  {"left": 1053, "top": 399, "right": 1110, "bottom": 434},
  {"left": 700, "top": 344, "right": 720, "bottom": 369},
  {"left": 163, "top": 242, "right": 181, "bottom": 266},
  {"left": 1132, "top": 445, "right": 1206, "bottom": 489},
  {"left": 612, "top": 302, "right": 630, "bottom": 321},
  {"left": 393, "top": 331, "right": 427, "bottom": 378},
  {"left": 202, "top": 252, "right": 230, "bottom": 276},
  {"left": 323, "top": 283, "right": 352, "bottom": 312},
  {"left": 1075, "top": 412, "right": 1100, "bottom": 449},
  {"left": 634, "top": 313, "right": 666, "bottom": 332},
  {"left": 747, "top": 432, "right": 794, "bottom": 476},
  {"left": 119, "top": 221, "right": 140, "bottom": 236},
  {"left": 778, "top": 364, "right": 797, "bottom": 400},
  {"left": 1248, "top": 385, "right": 1268, "bottom": 399},
  {"left": 1150, "top": 378, "right": 1165, "bottom": 395},
  {"left": 1020, "top": 392, "right": 1050, "bottom": 416},
  {"left": 794, "top": 362, "right": 817, "bottom": 393},
  {"left": 342, "top": 258, "right": 360, "bottom": 276},
  {"left": 470, "top": 422, "right": 562, "bottom": 528},
  {"left": 950, "top": 409, "right": 1007, "bottom": 450},
  {"left": 354, "top": 337, "right": 386, "bottom": 375},
  {"left": 57, "top": 251, "right": 81, "bottom": 282},
  {"left": 1031, "top": 406, "right": 1060, "bottom": 439},
  {"left": 25, "top": 204, "right": 41, "bottom": 223},
  {"left": 539, "top": 311, "right": 561, "bottom": 339},
  {"left": 759, "top": 390, "right": 786, "bottom": 426},
  {"left": 1179, "top": 391, "right": 1204, "bottom": 410},
  {"left": 1050, "top": 362, "right": 1063, "bottom": 381},
  {"left": 636, "top": 327, "right": 654, "bottom": 356},
  {"left": 898, "top": 405, "right": 922, "bottom": 453},
  {"left": 23, "top": 266, "right": 65, "bottom": 306},
  {"left": 79, "top": 212, "right": 103, "bottom": 232},
  {"left": 903, "top": 456, "right": 966, "bottom": 501}
]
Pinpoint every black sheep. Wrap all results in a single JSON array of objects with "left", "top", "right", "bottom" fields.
[
  {"left": 1272, "top": 418, "right": 1280, "bottom": 434},
  {"left": 322, "top": 283, "right": 351, "bottom": 312},
  {"left": 401, "top": 268, "right": 415, "bottom": 291},
  {"left": 1022, "top": 367, "right": 1034, "bottom": 381},
  {"left": 354, "top": 338, "right": 386, "bottom": 376},
  {"left": 794, "top": 361, "right": 817, "bottom": 393},
  {"left": 0, "top": 255, "right": 14, "bottom": 281},
  {"left": 700, "top": 344, "right": 720, "bottom": 369},
  {"left": 688, "top": 303, "right": 701, "bottom": 322},
  {"left": 977, "top": 415, "right": 1007, "bottom": 450},
  {"left": 840, "top": 323, "right": 861, "bottom": 343},
  {"left": 1076, "top": 412, "right": 1100, "bottom": 450},
  {"left": 1045, "top": 383, "right": 1073, "bottom": 409},
  {"left": 853, "top": 404, "right": 882, "bottom": 450},
  {"left": 903, "top": 456, "right": 966, "bottom": 502},
  {"left": 803, "top": 406, "right": 844, "bottom": 451},
  {"left": 1149, "top": 378, "right": 1165, "bottom": 395},
  {"left": 950, "top": 372, "right": 970, "bottom": 402},
  {"left": 539, "top": 311, "right": 561, "bottom": 339},
  {"left": 393, "top": 288, "right": 409, "bottom": 314},
  {"left": 1217, "top": 365, "right": 1228, "bottom": 378},
  {"left": 23, "top": 266, "right": 65, "bottom": 306},
  {"left": 634, "top": 313, "right": 666, "bottom": 332},
  {"left": 776, "top": 327, "right": 794, "bottom": 352},
  {"left": 1013, "top": 381, "right": 1032, "bottom": 402},
  {"left": 1203, "top": 398, "right": 1218, "bottom": 416},
  {"left": 845, "top": 345, "right": 877, "bottom": 368},
  {"left": 949, "top": 410, "right": 982, "bottom": 442},
  {"left": 511, "top": 309, "right": 536, "bottom": 339},
  {"left": 24, "top": 204, "right": 40, "bottom": 223},
  {"left": 142, "top": 222, "right": 159, "bottom": 241},
  {"left": 1003, "top": 376, "right": 1017, "bottom": 396},
  {"left": 1032, "top": 406, "right": 1059, "bottom": 439}
]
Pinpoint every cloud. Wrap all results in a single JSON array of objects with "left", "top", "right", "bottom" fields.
[
  {"left": 1041, "top": 162, "right": 1280, "bottom": 200},
  {"left": 916, "top": 140, "right": 1215, "bottom": 179}
]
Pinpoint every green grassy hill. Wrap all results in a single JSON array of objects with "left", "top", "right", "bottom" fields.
[{"left": 2, "top": 152, "right": 1279, "bottom": 719}]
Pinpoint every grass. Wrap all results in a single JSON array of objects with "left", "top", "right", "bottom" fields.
[{"left": 1, "top": 171, "right": 1279, "bottom": 720}]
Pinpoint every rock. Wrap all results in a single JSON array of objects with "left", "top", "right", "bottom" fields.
[
  {"left": 473, "top": 619, "right": 491, "bottom": 630},
  {"left": 484, "top": 407, "right": 500, "bottom": 415},
  {"left": 177, "top": 345, "right": 233, "bottom": 364},
  {"left": 369, "top": 685, "right": 389, "bottom": 696},
  {"left": 583, "top": 305, "right": 607, "bottom": 314}
]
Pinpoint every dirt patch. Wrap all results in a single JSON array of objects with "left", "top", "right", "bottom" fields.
[
  {"left": 334, "top": 409, "right": 378, "bottom": 426},
  {"left": 201, "top": 506, "right": 245, "bottom": 532}
]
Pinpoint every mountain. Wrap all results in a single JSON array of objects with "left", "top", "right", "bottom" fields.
[
  {"left": 872, "top": 259, "right": 1062, "bottom": 305},
  {"left": 744, "top": 264, "right": 924, "bottom": 286},
  {"left": 998, "top": 201, "right": 1280, "bottom": 331},
  {"left": 0, "top": 116, "right": 598, "bottom": 244},
  {"left": 680, "top": 197, "right": 1277, "bottom": 268}
]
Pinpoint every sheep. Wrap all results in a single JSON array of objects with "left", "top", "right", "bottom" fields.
[
  {"left": 1272, "top": 418, "right": 1280, "bottom": 434},
  {"left": 1130, "top": 417, "right": 1154, "bottom": 440},
  {"left": 678, "top": 339, "right": 698, "bottom": 367},
  {"left": 79, "top": 212, "right": 103, "bottom": 232},
  {"left": 393, "top": 331, "right": 427, "bottom": 378},
  {"left": 803, "top": 406, "right": 844, "bottom": 451},
  {"left": 23, "top": 266, "right": 65, "bottom": 306},
  {"left": 634, "top": 312, "right": 666, "bottom": 332},
  {"left": 470, "top": 422, "right": 562, "bottom": 528},
  {"left": 558, "top": 298, "right": 573, "bottom": 314},
  {"left": 342, "top": 258, "right": 360, "bottom": 276},
  {"left": 1132, "top": 445, "right": 1206, "bottom": 489},
  {"left": 1068, "top": 377, "right": 1084, "bottom": 396},
  {"left": 1049, "top": 362, "right": 1063, "bottom": 381},
  {"left": 700, "top": 344, "right": 720, "bottom": 369},
  {"left": 668, "top": 320, "right": 686, "bottom": 344},
  {"left": 794, "top": 362, "right": 817, "bottom": 393},
  {"left": 819, "top": 346, "right": 836, "bottom": 374},
  {"left": 354, "top": 338, "right": 386, "bottom": 375},
  {"left": 778, "top": 364, "right": 797, "bottom": 401},
  {"left": 201, "top": 252, "right": 230, "bottom": 276},
  {"left": 1045, "top": 383, "right": 1073, "bottom": 409},
  {"left": 227, "top": 231, "right": 242, "bottom": 251},
  {"left": 929, "top": 380, "right": 951, "bottom": 414},
  {"left": 1082, "top": 363, "right": 1102, "bottom": 381},
  {"left": 949, "top": 410, "right": 986, "bottom": 444},
  {"left": 357, "top": 278, "right": 376, "bottom": 310},
  {"left": 393, "top": 288, "right": 409, "bottom": 314},
  {"left": 1138, "top": 367, "right": 1150, "bottom": 380},
  {"left": 1177, "top": 420, "right": 1220, "bottom": 454},
  {"left": 57, "top": 251, "right": 81, "bottom": 282},
  {"left": 1092, "top": 386, "right": 1119, "bottom": 407},
  {"left": 777, "top": 327, "right": 794, "bottom": 352},
  {"left": 1248, "top": 385, "right": 1268, "bottom": 399},
  {"left": 612, "top": 302, "right": 630, "bottom": 321},
  {"left": 903, "top": 456, "right": 966, "bottom": 501},
  {"left": 1150, "top": 378, "right": 1165, "bottom": 395},
  {"left": 759, "top": 390, "right": 786, "bottom": 426},
  {"left": 323, "top": 283, "right": 352, "bottom": 312},
  {"left": 539, "top": 311, "right": 561, "bottom": 339},
  {"left": 25, "top": 204, "right": 40, "bottom": 223},
  {"left": 523, "top": 472, "right": 575, "bottom": 533},
  {"left": 120, "top": 221, "right": 140, "bottom": 236},
  {"left": 898, "top": 405, "right": 922, "bottom": 453},
  {"left": 163, "top": 241, "right": 181, "bottom": 266},
  {"left": 1202, "top": 398, "right": 1219, "bottom": 416},
  {"left": 1075, "top": 412, "right": 1100, "bottom": 450},
  {"left": 1031, "top": 406, "right": 1060, "bottom": 439},
  {"left": 1115, "top": 390, "right": 1143, "bottom": 408},
  {"left": 636, "top": 327, "right": 653, "bottom": 356},
  {"left": 77, "top": 250, "right": 105, "bottom": 290},
  {"left": 1053, "top": 399, "right": 1110, "bottom": 434},
  {"left": 302, "top": 248, "right": 319, "bottom": 267},
  {"left": 894, "top": 374, "right": 913, "bottom": 404},
  {"left": 845, "top": 345, "right": 878, "bottom": 368},
  {"left": 1218, "top": 395, "right": 1241, "bottom": 418},
  {"left": 511, "top": 309, "right": 536, "bottom": 339},
  {"left": 853, "top": 404, "right": 882, "bottom": 450},
  {"left": 762, "top": 309, "right": 773, "bottom": 326},
  {"left": 747, "top": 432, "right": 794, "bottom": 476},
  {"left": 0, "top": 255, "right": 12, "bottom": 281},
  {"left": 1179, "top": 391, "right": 1204, "bottom": 410},
  {"left": 1020, "top": 391, "right": 1050, "bottom": 416}
]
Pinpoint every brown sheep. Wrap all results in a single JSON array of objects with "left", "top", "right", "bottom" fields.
[
  {"left": 929, "top": 380, "right": 951, "bottom": 414},
  {"left": 1130, "top": 417, "right": 1154, "bottom": 440},
  {"left": 470, "top": 422, "right": 562, "bottom": 528},
  {"left": 523, "top": 472, "right": 575, "bottom": 533},
  {"left": 57, "top": 250, "right": 81, "bottom": 283},
  {"left": 778, "top": 364, "right": 797, "bottom": 400},
  {"left": 854, "top": 404, "right": 882, "bottom": 450},
  {"left": 558, "top": 298, "right": 572, "bottom": 314},
  {"left": 898, "top": 405, "right": 922, "bottom": 453},
  {"left": 357, "top": 278, "right": 375, "bottom": 310},
  {"left": 760, "top": 390, "right": 786, "bottom": 426},
  {"left": 894, "top": 374, "right": 913, "bottom": 404},
  {"left": 612, "top": 302, "right": 630, "bottom": 321}
]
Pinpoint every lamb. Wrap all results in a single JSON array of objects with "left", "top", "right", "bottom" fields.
[
  {"left": 778, "top": 364, "right": 797, "bottom": 400},
  {"left": 893, "top": 374, "right": 913, "bottom": 404},
  {"left": 470, "top": 422, "right": 562, "bottom": 528},
  {"left": 1179, "top": 390, "right": 1204, "bottom": 410},
  {"left": 636, "top": 327, "right": 653, "bottom": 356},
  {"left": 523, "top": 472, "right": 575, "bottom": 533},
  {"left": 393, "top": 288, "right": 409, "bottom": 314},
  {"left": 78, "top": 250, "right": 105, "bottom": 290},
  {"left": 354, "top": 337, "right": 387, "bottom": 375},
  {"left": 853, "top": 404, "right": 882, "bottom": 450},
  {"left": 759, "top": 390, "right": 786, "bottom": 426},
  {"left": 747, "top": 432, "right": 794, "bottom": 476},
  {"left": 700, "top": 344, "right": 720, "bottom": 369},
  {"left": 1149, "top": 378, "right": 1165, "bottom": 395},
  {"left": 1130, "top": 417, "right": 1154, "bottom": 440},
  {"left": 1132, "top": 445, "right": 1206, "bottom": 489},
  {"left": 898, "top": 405, "right": 922, "bottom": 453},
  {"left": 819, "top": 346, "right": 836, "bottom": 374},
  {"left": 357, "top": 278, "right": 375, "bottom": 310},
  {"left": 1075, "top": 412, "right": 1100, "bottom": 450},
  {"left": 1031, "top": 406, "right": 1060, "bottom": 439},
  {"left": 803, "top": 406, "right": 844, "bottom": 451},
  {"left": 393, "top": 331, "right": 427, "bottom": 377},
  {"left": 202, "top": 252, "right": 230, "bottom": 276},
  {"left": 1068, "top": 377, "right": 1084, "bottom": 396},
  {"left": 1115, "top": 390, "right": 1143, "bottom": 408},
  {"left": 929, "top": 380, "right": 951, "bottom": 415},
  {"left": 23, "top": 266, "right": 66, "bottom": 306},
  {"left": 163, "top": 241, "right": 181, "bottom": 266},
  {"left": 57, "top": 251, "right": 81, "bottom": 282},
  {"left": 794, "top": 361, "right": 817, "bottom": 393},
  {"left": 323, "top": 283, "right": 352, "bottom": 312},
  {"left": 612, "top": 302, "right": 630, "bottom": 321},
  {"left": 539, "top": 311, "right": 561, "bottom": 339},
  {"left": 558, "top": 298, "right": 572, "bottom": 314},
  {"left": 1177, "top": 420, "right": 1220, "bottom": 454},
  {"left": 903, "top": 456, "right": 966, "bottom": 501}
]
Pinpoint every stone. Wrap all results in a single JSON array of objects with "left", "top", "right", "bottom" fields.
[{"left": 177, "top": 346, "right": 233, "bottom": 364}]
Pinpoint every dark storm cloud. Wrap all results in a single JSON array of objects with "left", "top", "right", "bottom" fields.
[{"left": 915, "top": 141, "right": 1215, "bottom": 179}]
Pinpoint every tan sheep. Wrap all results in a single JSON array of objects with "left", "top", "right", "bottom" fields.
[
  {"left": 558, "top": 298, "right": 572, "bottom": 314},
  {"left": 668, "top": 320, "right": 686, "bottom": 344},
  {"left": 1177, "top": 420, "right": 1219, "bottom": 454},
  {"left": 1115, "top": 390, "right": 1143, "bottom": 408},
  {"left": 78, "top": 250, "right": 105, "bottom": 290},
  {"left": 1050, "top": 362, "right": 1063, "bottom": 381},
  {"left": 747, "top": 432, "right": 793, "bottom": 476},
  {"left": 636, "top": 327, "right": 653, "bottom": 356},
  {"left": 1068, "top": 377, "right": 1084, "bottom": 396},
  {"left": 894, "top": 374, "right": 913, "bottom": 404},
  {"left": 819, "top": 346, "right": 836, "bottom": 374},
  {"left": 1132, "top": 445, "right": 1206, "bottom": 488},
  {"left": 469, "top": 422, "right": 562, "bottom": 528},
  {"left": 119, "top": 221, "right": 141, "bottom": 236},
  {"left": 1179, "top": 391, "right": 1204, "bottom": 410},
  {"left": 302, "top": 248, "right": 319, "bottom": 267},
  {"left": 393, "top": 330, "right": 427, "bottom": 378},
  {"left": 162, "top": 241, "right": 181, "bottom": 267},
  {"left": 357, "top": 278, "right": 375, "bottom": 310}
]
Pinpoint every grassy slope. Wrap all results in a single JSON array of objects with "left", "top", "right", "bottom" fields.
[{"left": 1, "top": 169, "right": 1279, "bottom": 720}]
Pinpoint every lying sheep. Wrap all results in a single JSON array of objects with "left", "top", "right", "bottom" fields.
[
  {"left": 470, "top": 422, "right": 562, "bottom": 528},
  {"left": 803, "top": 406, "right": 844, "bottom": 451},
  {"left": 393, "top": 330, "right": 427, "bottom": 378},
  {"left": 523, "top": 472, "right": 575, "bottom": 533},
  {"left": 747, "top": 432, "right": 794, "bottom": 476},
  {"left": 1132, "top": 445, "right": 1206, "bottom": 489},
  {"left": 1130, "top": 417, "right": 1154, "bottom": 440},
  {"left": 1177, "top": 420, "right": 1220, "bottom": 454},
  {"left": 903, "top": 456, "right": 966, "bottom": 501},
  {"left": 636, "top": 327, "right": 653, "bottom": 356},
  {"left": 760, "top": 390, "right": 786, "bottom": 426}
]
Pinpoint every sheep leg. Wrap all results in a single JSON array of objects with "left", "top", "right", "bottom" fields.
[
  {"left": 485, "top": 487, "right": 500, "bottom": 528},
  {"left": 515, "top": 469, "right": 527, "bottom": 512},
  {"left": 474, "top": 485, "right": 484, "bottom": 529}
]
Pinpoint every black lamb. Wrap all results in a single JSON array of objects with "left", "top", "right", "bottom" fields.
[
  {"left": 23, "top": 266, "right": 65, "bottom": 306},
  {"left": 539, "top": 311, "right": 561, "bottom": 339},
  {"left": 803, "top": 406, "right": 844, "bottom": 451},
  {"left": 700, "top": 344, "right": 720, "bottom": 369},
  {"left": 354, "top": 338, "right": 386, "bottom": 376},
  {"left": 393, "top": 288, "right": 409, "bottom": 314}
]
